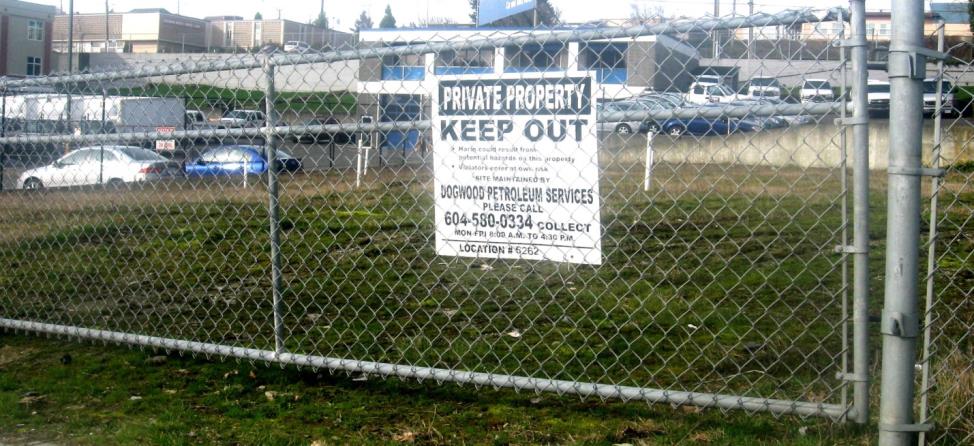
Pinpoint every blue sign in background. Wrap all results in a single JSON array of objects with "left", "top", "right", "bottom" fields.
[{"left": 477, "top": 0, "right": 537, "bottom": 25}]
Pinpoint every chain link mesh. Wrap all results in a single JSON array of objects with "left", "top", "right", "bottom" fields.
[
  {"left": 918, "top": 26, "right": 974, "bottom": 445},
  {"left": 0, "top": 8, "right": 863, "bottom": 419}
]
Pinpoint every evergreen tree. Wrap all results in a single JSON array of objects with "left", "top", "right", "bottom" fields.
[
  {"left": 379, "top": 4, "right": 397, "bottom": 28},
  {"left": 254, "top": 12, "right": 263, "bottom": 20},
  {"left": 313, "top": 11, "right": 329, "bottom": 29},
  {"left": 354, "top": 10, "right": 374, "bottom": 32}
]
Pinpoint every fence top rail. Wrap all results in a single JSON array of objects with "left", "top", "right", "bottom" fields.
[
  {"left": 0, "top": 7, "right": 845, "bottom": 90},
  {"left": 0, "top": 101, "right": 849, "bottom": 146}
]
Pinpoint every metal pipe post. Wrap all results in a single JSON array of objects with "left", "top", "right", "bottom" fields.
[
  {"left": 879, "top": 0, "right": 927, "bottom": 442},
  {"left": 848, "top": 0, "right": 870, "bottom": 424},
  {"left": 263, "top": 59, "right": 285, "bottom": 355},
  {"left": 919, "top": 21, "right": 947, "bottom": 445},
  {"left": 1, "top": 89, "right": 5, "bottom": 192}
]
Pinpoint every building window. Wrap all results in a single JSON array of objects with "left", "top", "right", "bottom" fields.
[
  {"left": 26, "top": 57, "right": 41, "bottom": 76},
  {"left": 27, "top": 20, "right": 44, "bottom": 41}
]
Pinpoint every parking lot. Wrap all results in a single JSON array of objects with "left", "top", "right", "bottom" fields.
[{"left": 3, "top": 114, "right": 970, "bottom": 192}]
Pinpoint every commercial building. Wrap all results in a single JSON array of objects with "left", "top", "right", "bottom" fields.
[
  {"left": 357, "top": 26, "right": 699, "bottom": 148},
  {"left": 0, "top": 0, "right": 56, "bottom": 76},
  {"left": 203, "top": 16, "right": 353, "bottom": 52},
  {"left": 52, "top": 8, "right": 207, "bottom": 54}
]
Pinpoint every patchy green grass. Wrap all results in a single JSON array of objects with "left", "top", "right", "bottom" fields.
[
  {"left": 0, "top": 141, "right": 971, "bottom": 444},
  {"left": 0, "top": 333, "right": 871, "bottom": 445}
]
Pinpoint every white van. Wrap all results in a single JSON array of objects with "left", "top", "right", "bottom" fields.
[{"left": 800, "top": 79, "right": 835, "bottom": 103}]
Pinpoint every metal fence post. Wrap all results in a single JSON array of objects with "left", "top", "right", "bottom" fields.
[
  {"left": 0, "top": 88, "right": 5, "bottom": 192},
  {"left": 879, "top": 0, "right": 928, "bottom": 441},
  {"left": 848, "top": 0, "right": 870, "bottom": 425},
  {"left": 918, "top": 20, "right": 946, "bottom": 446},
  {"left": 263, "top": 58, "right": 285, "bottom": 355}
]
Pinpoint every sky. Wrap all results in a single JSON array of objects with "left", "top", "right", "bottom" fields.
[{"left": 34, "top": 0, "right": 901, "bottom": 31}]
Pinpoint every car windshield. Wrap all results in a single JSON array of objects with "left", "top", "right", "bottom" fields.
[
  {"left": 224, "top": 110, "right": 251, "bottom": 120},
  {"left": 709, "top": 85, "right": 733, "bottom": 96},
  {"left": 868, "top": 84, "right": 890, "bottom": 93},
  {"left": 118, "top": 147, "right": 167, "bottom": 161},
  {"left": 923, "top": 80, "right": 952, "bottom": 94},
  {"left": 805, "top": 81, "right": 831, "bottom": 89},
  {"left": 750, "top": 78, "right": 778, "bottom": 87}
]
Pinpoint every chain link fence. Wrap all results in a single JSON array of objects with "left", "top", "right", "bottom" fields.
[
  {"left": 917, "top": 23, "right": 974, "bottom": 446},
  {"left": 0, "top": 4, "right": 969, "bottom": 435}
]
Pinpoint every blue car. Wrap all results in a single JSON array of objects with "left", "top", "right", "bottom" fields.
[
  {"left": 657, "top": 108, "right": 756, "bottom": 137},
  {"left": 185, "top": 145, "right": 302, "bottom": 177}
]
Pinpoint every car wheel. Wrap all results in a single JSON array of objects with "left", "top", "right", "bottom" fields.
[
  {"left": 666, "top": 126, "right": 686, "bottom": 137},
  {"left": 615, "top": 124, "right": 633, "bottom": 135},
  {"left": 645, "top": 123, "right": 661, "bottom": 134},
  {"left": 23, "top": 177, "right": 43, "bottom": 190},
  {"left": 106, "top": 178, "right": 125, "bottom": 190}
]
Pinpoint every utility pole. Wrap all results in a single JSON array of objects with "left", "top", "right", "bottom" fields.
[
  {"left": 747, "top": 0, "right": 754, "bottom": 59},
  {"left": 104, "top": 0, "right": 109, "bottom": 53},
  {"left": 66, "top": 0, "right": 74, "bottom": 155},
  {"left": 712, "top": 0, "right": 719, "bottom": 59}
]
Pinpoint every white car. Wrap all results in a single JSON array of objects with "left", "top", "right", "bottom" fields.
[
  {"left": 867, "top": 80, "right": 891, "bottom": 112},
  {"left": 18, "top": 146, "right": 180, "bottom": 190},
  {"left": 745, "top": 77, "right": 782, "bottom": 98},
  {"left": 219, "top": 110, "right": 266, "bottom": 129},
  {"left": 923, "top": 79, "right": 957, "bottom": 116},
  {"left": 283, "top": 41, "right": 311, "bottom": 53},
  {"left": 686, "top": 82, "right": 739, "bottom": 104},
  {"left": 800, "top": 79, "right": 835, "bottom": 103}
]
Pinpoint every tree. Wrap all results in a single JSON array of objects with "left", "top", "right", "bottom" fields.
[
  {"left": 969, "top": 0, "right": 974, "bottom": 33},
  {"left": 313, "top": 11, "right": 329, "bottom": 29},
  {"left": 354, "top": 10, "right": 374, "bottom": 32},
  {"left": 470, "top": 0, "right": 560, "bottom": 27},
  {"left": 469, "top": 0, "right": 478, "bottom": 23},
  {"left": 380, "top": 4, "right": 397, "bottom": 28},
  {"left": 254, "top": 12, "right": 263, "bottom": 20},
  {"left": 630, "top": 3, "right": 665, "bottom": 24}
]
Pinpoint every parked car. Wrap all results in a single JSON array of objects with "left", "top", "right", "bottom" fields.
[
  {"left": 685, "top": 82, "right": 739, "bottom": 104},
  {"left": 287, "top": 117, "right": 352, "bottom": 144},
  {"left": 17, "top": 146, "right": 180, "bottom": 190},
  {"left": 219, "top": 110, "right": 266, "bottom": 129},
  {"left": 694, "top": 74, "right": 731, "bottom": 86},
  {"left": 744, "top": 77, "right": 782, "bottom": 98},
  {"left": 800, "top": 79, "right": 835, "bottom": 103},
  {"left": 184, "top": 145, "right": 302, "bottom": 177},
  {"left": 2, "top": 118, "right": 118, "bottom": 167},
  {"left": 922, "top": 79, "right": 957, "bottom": 116},
  {"left": 866, "top": 80, "right": 891, "bottom": 113},
  {"left": 747, "top": 97, "right": 814, "bottom": 126},
  {"left": 657, "top": 108, "right": 756, "bottom": 137},
  {"left": 284, "top": 41, "right": 312, "bottom": 53},
  {"left": 185, "top": 109, "right": 223, "bottom": 143},
  {"left": 597, "top": 101, "right": 647, "bottom": 135},
  {"left": 727, "top": 100, "right": 789, "bottom": 130}
]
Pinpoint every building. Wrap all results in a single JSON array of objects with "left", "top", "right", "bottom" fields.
[
  {"left": 52, "top": 8, "right": 207, "bottom": 54},
  {"left": 203, "top": 16, "right": 353, "bottom": 52},
  {"left": 357, "top": 26, "right": 699, "bottom": 148},
  {"left": 0, "top": 0, "right": 56, "bottom": 77}
]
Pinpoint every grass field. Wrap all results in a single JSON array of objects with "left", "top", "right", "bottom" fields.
[{"left": 0, "top": 138, "right": 971, "bottom": 444}]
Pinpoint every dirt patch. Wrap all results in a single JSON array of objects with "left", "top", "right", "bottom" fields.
[{"left": 0, "top": 345, "right": 37, "bottom": 368}]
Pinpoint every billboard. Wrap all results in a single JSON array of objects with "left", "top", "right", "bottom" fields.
[{"left": 477, "top": 0, "right": 537, "bottom": 26}]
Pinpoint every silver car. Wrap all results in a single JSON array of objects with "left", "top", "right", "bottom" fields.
[{"left": 18, "top": 146, "right": 180, "bottom": 190}]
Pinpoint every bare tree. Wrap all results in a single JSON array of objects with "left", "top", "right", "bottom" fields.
[{"left": 630, "top": 2, "right": 666, "bottom": 24}]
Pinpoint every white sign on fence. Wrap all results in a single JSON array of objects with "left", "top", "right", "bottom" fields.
[
  {"left": 155, "top": 126, "right": 176, "bottom": 151},
  {"left": 432, "top": 74, "right": 601, "bottom": 265}
]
